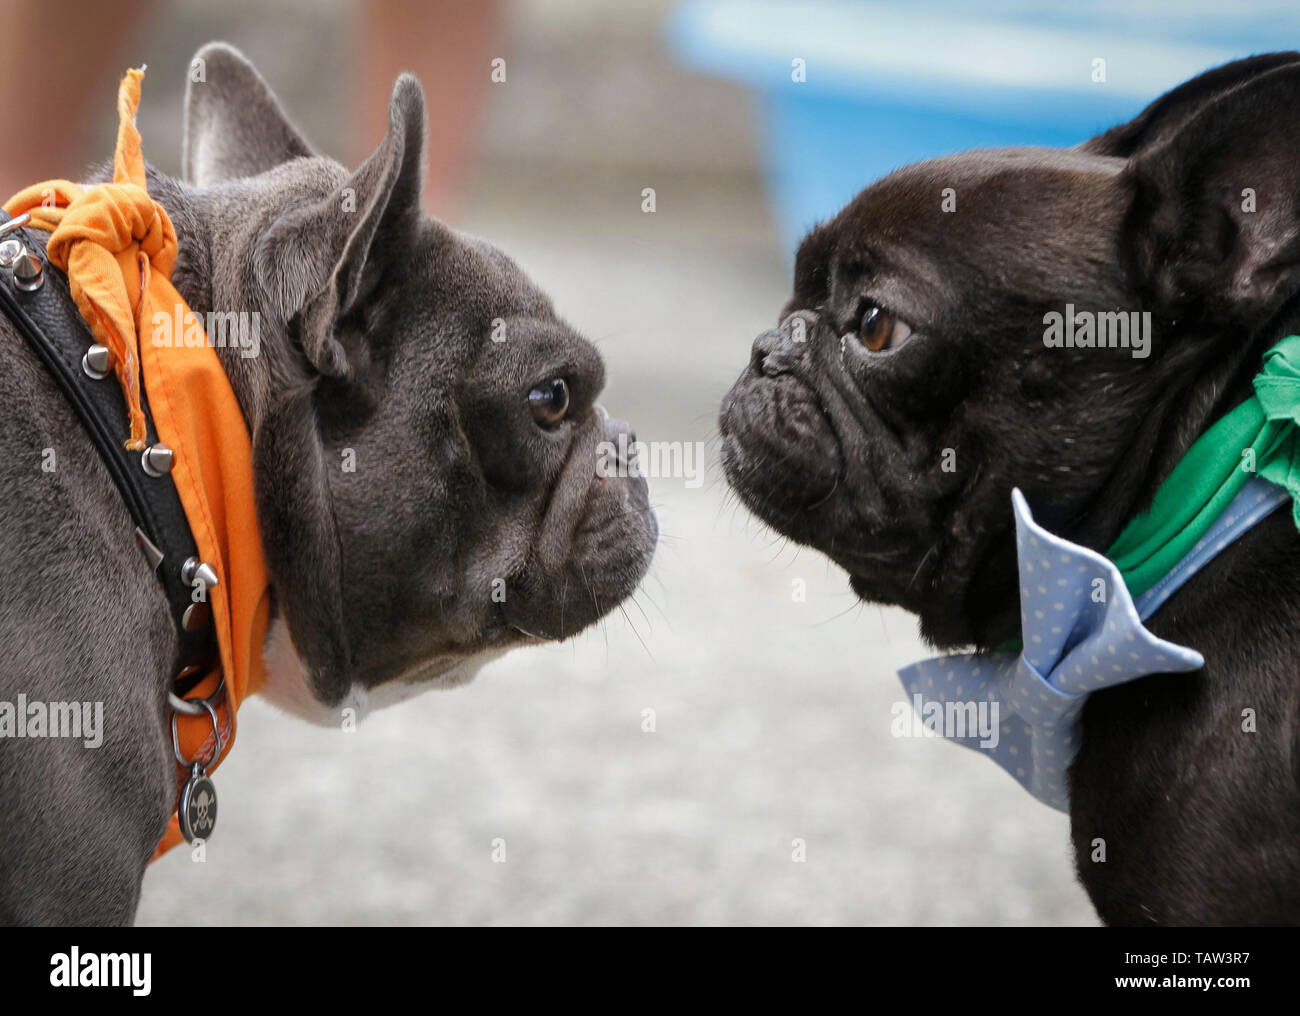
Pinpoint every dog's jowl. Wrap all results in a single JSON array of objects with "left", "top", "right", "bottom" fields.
[
  {"left": 721, "top": 53, "right": 1300, "bottom": 925},
  {"left": 0, "top": 44, "right": 655, "bottom": 925}
]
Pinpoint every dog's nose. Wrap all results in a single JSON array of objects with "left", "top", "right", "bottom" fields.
[
  {"left": 751, "top": 328, "right": 796, "bottom": 378},
  {"left": 596, "top": 404, "right": 637, "bottom": 464},
  {"left": 604, "top": 414, "right": 636, "bottom": 449}
]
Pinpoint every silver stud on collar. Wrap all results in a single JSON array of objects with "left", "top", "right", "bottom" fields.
[
  {"left": 0, "top": 238, "right": 23, "bottom": 268},
  {"left": 0, "top": 212, "right": 31, "bottom": 238},
  {"left": 141, "top": 443, "right": 174, "bottom": 476},
  {"left": 180, "top": 556, "right": 220, "bottom": 590},
  {"left": 181, "top": 602, "right": 212, "bottom": 631},
  {"left": 134, "top": 527, "right": 165, "bottom": 573},
  {"left": 82, "top": 344, "right": 114, "bottom": 379},
  {"left": 12, "top": 251, "right": 43, "bottom": 291}
]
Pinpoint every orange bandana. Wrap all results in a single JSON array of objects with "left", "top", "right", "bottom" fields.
[{"left": 5, "top": 68, "right": 271, "bottom": 858}]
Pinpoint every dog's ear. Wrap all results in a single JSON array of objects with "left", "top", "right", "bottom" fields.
[
  {"left": 182, "top": 42, "right": 316, "bottom": 187},
  {"left": 1082, "top": 52, "right": 1300, "bottom": 158},
  {"left": 1118, "top": 59, "right": 1300, "bottom": 329},
  {"left": 254, "top": 74, "right": 426, "bottom": 379}
]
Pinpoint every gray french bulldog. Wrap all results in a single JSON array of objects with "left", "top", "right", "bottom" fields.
[
  {"left": 721, "top": 54, "right": 1300, "bottom": 924},
  {"left": 0, "top": 43, "right": 656, "bottom": 925}
]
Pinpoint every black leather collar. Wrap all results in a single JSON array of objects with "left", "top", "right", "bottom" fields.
[{"left": 0, "top": 208, "right": 215, "bottom": 680}]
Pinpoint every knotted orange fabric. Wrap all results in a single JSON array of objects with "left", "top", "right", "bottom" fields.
[{"left": 5, "top": 68, "right": 271, "bottom": 859}]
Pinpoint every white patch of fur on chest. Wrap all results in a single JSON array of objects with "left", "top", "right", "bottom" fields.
[{"left": 259, "top": 617, "right": 504, "bottom": 727}]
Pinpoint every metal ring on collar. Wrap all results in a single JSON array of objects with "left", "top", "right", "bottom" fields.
[
  {"left": 167, "top": 673, "right": 225, "bottom": 716},
  {"left": 170, "top": 695, "right": 224, "bottom": 770}
]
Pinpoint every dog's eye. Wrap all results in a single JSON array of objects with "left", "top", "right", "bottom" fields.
[
  {"left": 854, "top": 304, "right": 913, "bottom": 353},
  {"left": 528, "top": 378, "right": 570, "bottom": 427}
]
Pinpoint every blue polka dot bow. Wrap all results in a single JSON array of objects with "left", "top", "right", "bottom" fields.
[{"left": 895, "top": 488, "right": 1211, "bottom": 812}]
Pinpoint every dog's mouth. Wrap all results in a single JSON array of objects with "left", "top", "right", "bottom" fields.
[
  {"left": 497, "top": 414, "right": 658, "bottom": 643},
  {"left": 721, "top": 360, "right": 943, "bottom": 609},
  {"left": 720, "top": 371, "right": 844, "bottom": 529},
  {"left": 326, "top": 410, "right": 658, "bottom": 710}
]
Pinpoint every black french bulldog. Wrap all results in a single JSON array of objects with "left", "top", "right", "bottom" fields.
[{"left": 720, "top": 53, "right": 1300, "bottom": 925}]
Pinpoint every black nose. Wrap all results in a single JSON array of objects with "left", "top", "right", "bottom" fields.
[{"left": 751, "top": 328, "right": 796, "bottom": 377}]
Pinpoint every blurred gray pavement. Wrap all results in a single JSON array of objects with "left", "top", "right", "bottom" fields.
[{"left": 132, "top": 0, "right": 1097, "bottom": 925}]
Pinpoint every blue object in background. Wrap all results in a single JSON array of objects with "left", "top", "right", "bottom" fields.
[{"left": 669, "top": 0, "right": 1300, "bottom": 256}]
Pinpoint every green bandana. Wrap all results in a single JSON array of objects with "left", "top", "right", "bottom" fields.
[{"left": 1108, "top": 333, "right": 1300, "bottom": 598}]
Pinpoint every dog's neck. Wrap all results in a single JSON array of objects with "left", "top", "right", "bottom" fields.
[
  {"left": 144, "top": 169, "right": 320, "bottom": 708},
  {"left": 145, "top": 167, "right": 454, "bottom": 721},
  {"left": 1106, "top": 303, "right": 1300, "bottom": 533},
  {"left": 969, "top": 304, "right": 1300, "bottom": 649},
  {"left": 146, "top": 166, "right": 333, "bottom": 439}
]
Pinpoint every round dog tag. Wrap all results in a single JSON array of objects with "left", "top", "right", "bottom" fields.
[{"left": 178, "top": 767, "right": 218, "bottom": 843}]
